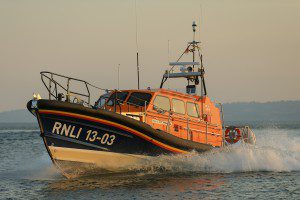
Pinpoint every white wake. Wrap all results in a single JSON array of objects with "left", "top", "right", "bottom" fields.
[
  {"left": 135, "top": 128, "right": 300, "bottom": 173},
  {"left": 15, "top": 128, "right": 300, "bottom": 180}
]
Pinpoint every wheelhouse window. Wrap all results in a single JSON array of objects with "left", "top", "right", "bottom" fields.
[
  {"left": 106, "top": 92, "right": 128, "bottom": 106},
  {"left": 153, "top": 95, "right": 170, "bottom": 112},
  {"left": 127, "top": 92, "right": 152, "bottom": 107},
  {"left": 187, "top": 102, "right": 200, "bottom": 118},
  {"left": 95, "top": 92, "right": 111, "bottom": 108},
  {"left": 172, "top": 99, "right": 185, "bottom": 114}
]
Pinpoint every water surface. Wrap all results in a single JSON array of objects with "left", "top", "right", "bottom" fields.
[{"left": 0, "top": 123, "right": 299, "bottom": 199}]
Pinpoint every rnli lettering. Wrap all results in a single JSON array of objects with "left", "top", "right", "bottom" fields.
[
  {"left": 52, "top": 122, "right": 81, "bottom": 139},
  {"left": 51, "top": 122, "right": 115, "bottom": 146}
]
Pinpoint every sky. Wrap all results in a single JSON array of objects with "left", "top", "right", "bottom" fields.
[{"left": 0, "top": 0, "right": 299, "bottom": 112}]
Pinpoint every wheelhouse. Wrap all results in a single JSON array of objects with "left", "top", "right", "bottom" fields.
[{"left": 98, "top": 88, "right": 223, "bottom": 147}]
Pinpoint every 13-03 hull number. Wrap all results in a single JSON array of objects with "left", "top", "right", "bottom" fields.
[
  {"left": 51, "top": 122, "right": 116, "bottom": 146},
  {"left": 86, "top": 130, "right": 116, "bottom": 145}
]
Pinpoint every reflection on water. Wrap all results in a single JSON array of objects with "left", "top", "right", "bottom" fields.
[
  {"left": 47, "top": 172, "right": 225, "bottom": 191},
  {"left": 41, "top": 171, "right": 299, "bottom": 199},
  {"left": 42, "top": 172, "right": 228, "bottom": 200}
]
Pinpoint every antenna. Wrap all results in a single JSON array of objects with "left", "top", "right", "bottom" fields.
[
  {"left": 192, "top": 21, "right": 197, "bottom": 41},
  {"left": 117, "top": 64, "right": 120, "bottom": 90},
  {"left": 192, "top": 21, "right": 197, "bottom": 68},
  {"left": 199, "top": 4, "right": 203, "bottom": 42},
  {"left": 167, "top": 40, "right": 170, "bottom": 89},
  {"left": 167, "top": 40, "right": 170, "bottom": 63},
  {"left": 134, "top": 0, "right": 140, "bottom": 89}
]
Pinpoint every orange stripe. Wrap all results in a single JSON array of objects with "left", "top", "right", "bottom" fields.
[{"left": 39, "top": 109, "right": 188, "bottom": 154}]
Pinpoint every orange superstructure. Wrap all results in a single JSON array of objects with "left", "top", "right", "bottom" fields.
[{"left": 104, "top": 88, "right": 223, "bottom": 147}]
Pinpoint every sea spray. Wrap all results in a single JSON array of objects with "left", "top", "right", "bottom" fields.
[
  {"left": 129, "top": 128, "right": 300, "bottom": 173},
  {"left": 9, "top": 128, "right": 298, "bottom": 179}
]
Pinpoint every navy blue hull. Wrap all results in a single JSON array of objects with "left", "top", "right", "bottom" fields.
[{"left": 40, "top": 112, "right": 172, "bottom": 156}]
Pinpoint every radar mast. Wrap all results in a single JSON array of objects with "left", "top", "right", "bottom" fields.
[{"left": 160, "top": 22, "right": 207, "bottom": 96}]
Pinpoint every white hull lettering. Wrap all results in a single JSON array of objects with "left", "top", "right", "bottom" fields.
[
  {"left": 76, "top": 128, "right": 82, "bottom": 139},
  {"left": 69, "top": 126, "right": 76, "bottom": 138},
  {"left": 61, "top": 124, "right": 71, "bottom": 136},
  {"left": 51, "top": 122, "right": 116, "bottom": 146},
  {"left": 52, "top": 122, "right": 62, "bottom": 134}
]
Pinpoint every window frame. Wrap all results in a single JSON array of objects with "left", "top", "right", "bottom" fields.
[
  {"left": 186, "top": 102, "right": 200, "bottom": 118},
  {"left": 171, "top": 98, "right": 186, "bottom": 115},
  {"left": 126, "top": 92, "right": 153, "bottom": 107},
  {"left": 153, "top": 95, "right": 171, "bottom": 112},
  {"left": 95, "top": 92, "right": 111, "bottom": 108},
  {"left": 106, "top": 91, "right": 129, "bottom": 106}
]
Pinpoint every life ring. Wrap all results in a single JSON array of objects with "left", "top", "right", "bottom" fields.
[{"left": 225, "top": 126, "right": 241, "bottom": 144}]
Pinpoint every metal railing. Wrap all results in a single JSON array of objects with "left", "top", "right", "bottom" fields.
[
  {"left": 215, "top": 101, "right": 225, "bottom": 146},
  {"left": 41, "top": 71, "right": 108, "bottom": 107}
]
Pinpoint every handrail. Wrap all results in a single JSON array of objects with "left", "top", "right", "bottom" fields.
[
  {"left": 215, "top": 101, "right": 225, "bottom": 146},
  {"left": 40, "top": 71, "right": 213, "bottom": 124},
  {"left": 40, "top": 71, "right": 109, "bottom": 107}
]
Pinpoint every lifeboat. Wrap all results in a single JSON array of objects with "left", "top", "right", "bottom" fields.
[{"left": 27, "top": 22, "right": 255, "bottom": 177}]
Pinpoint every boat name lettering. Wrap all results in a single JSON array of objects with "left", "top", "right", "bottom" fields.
[
  {"left": 52, "top": 122, "right": 81, "bottom": 139},
  {"left": 51, "top": 122, "right": 116, "bottom": 146},
  {"left": 86, "top": 130, "right": 116, "bottom": 145}
]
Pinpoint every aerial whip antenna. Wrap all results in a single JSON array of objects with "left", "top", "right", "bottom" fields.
[
  {"left": 199, "top": 4, "right": 203, "bottom": 42},
  {"left": 134, "top": 0, "right": 140, "bottom": 89},
  {"left": 192, "top": 21, "right": 197, "bottom": 70},
  {"left": 117, "top": 64, "right": 120, "bottom": 90}
]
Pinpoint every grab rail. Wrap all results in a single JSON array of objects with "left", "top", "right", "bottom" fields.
[
  {"left": 215, "top": 101, "right": 225, "bottom": 146},
  {"left": 41, "top": 71, "right": 108, "bottom": 107}
]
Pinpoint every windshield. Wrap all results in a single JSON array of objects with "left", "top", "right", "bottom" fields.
[
  {"left": 127, "top": 92, "right": 152, "bottom": 107},
  {"left": 94, "top": 92, "right": 111, "bottom": 108},
  {"left": 106, "top": 92, "right": 129, "bottom": 106}
]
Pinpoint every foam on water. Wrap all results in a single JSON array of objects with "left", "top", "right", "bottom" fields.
[
  {"left": 131, "top": 128, "right": 300, "bottom": 173},
  {"left": 56, "top": 128, "right": 299, "bottom": 178},
  {"left": 41, "top": 128, "right": 299, "bottom": 178}
]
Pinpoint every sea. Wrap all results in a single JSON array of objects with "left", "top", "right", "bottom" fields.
[{"left": 0, "top": 122, "right": 299, "bottom": 200}]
